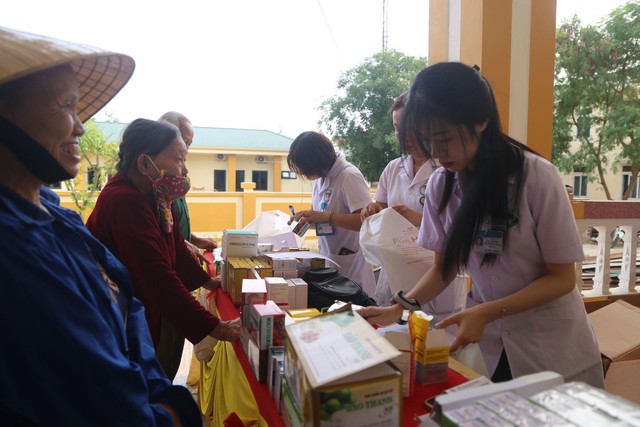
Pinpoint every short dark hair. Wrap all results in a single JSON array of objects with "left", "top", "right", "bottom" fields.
[
  {"left": 287, "top": 131, "right": 337, "bottom": 179},
  {"left": 390, "top": 92, "right": 408, "bottom": 116},
  {"left": 116, "top": 118, "right": 180, "bottom": 176}
]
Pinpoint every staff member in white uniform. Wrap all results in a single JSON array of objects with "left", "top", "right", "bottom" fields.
[
  {"left": 360, "top": 63, "right": 604, "bottom": 387},
  {"left": 361, "top": 93, "right": 466, "bottom": 322},
  {"left": 287, "top": 131, "right": 376, "bottom": 297}
]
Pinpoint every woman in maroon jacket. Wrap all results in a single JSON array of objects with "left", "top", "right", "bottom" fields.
[{"left": 87, "top": 118, "right": 240, "bottom": 380}]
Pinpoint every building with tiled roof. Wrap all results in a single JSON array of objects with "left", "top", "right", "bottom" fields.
[{"left": 95, "top": 121, "right": 312, "bottom": 193}]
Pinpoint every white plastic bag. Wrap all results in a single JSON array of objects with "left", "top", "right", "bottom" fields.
[
  {"left": 243, "top": 209, "right": 304, "bottom": 250},
  {"left": 359, "top": 208, "right": 435, "bottom": 294}
]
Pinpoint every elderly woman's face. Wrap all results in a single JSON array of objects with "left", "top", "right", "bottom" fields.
[
  {"left": 5, "top": 67, "right": 85, "bottom": 177},
  {"left": 150, "top": 137, "right": 189, "bottom": 178}
]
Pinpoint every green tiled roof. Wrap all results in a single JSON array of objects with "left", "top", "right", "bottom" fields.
[{"left": 94, "top": 121, "right": 294, "bottom": 151}]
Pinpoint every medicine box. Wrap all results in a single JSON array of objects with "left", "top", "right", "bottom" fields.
[
  {"left": 242, "top": 278, "right": 267, "bottom": 305},
  {"left": 266, "top": 255, "right": 298, "bottom": 271},
  {"left": 265, "top": 276, "right": 289, "bottom": 304},
  {"left": 241, "top": 327, "right": 269, "bottom": 383},
  {"left": 247, "top": 302, "right": 286, "bottom": 349},
  {"left": 287, "top": 278, "right": 308, "bottom": 309},
  {"left": 221, "top": 229, "right": 258, "bottom": 258},
  {"left": 284, "top": 310, "right": 402, "bottom": 426},
  {"left": 384, "top": 330, "right": 415, "bottom": 397},
  {"left": 273, "top": 269, "right": 299, "bottom": 280},
  {"left": 416, "top": 328, "right": 449, "bottom": 385},
  {"left": 226, "top": 257, "right": 273, "bottom": 305}
]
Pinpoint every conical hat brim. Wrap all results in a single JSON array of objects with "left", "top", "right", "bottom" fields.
[{"left": 0, "top": 26, "right": 135, "bottom": 122}]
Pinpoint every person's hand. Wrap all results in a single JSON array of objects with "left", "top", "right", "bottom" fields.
[
  {"left": 358, "top": 304, "right": 404, "bottom": 327},
  {"left": 191, "top": 235, "right": 217, "bottom": 251},
  {"left": 185, "top": 240, "right": 210, "bottom": 265},
  {"left": 435, "top": 304, "right": 492, "bottom": 352},
  {"left": 391, "top": 205, "right": 422, "bottom": 227},
  {"left": 360, "top": 202, "right": 383, "bottom": 221},
  {"left": 202, "top": 276, "right": 221, "bottom": 291},
  {"left": 289, "top": 210, "right": 328, "bottom": 226},
  {"left": 210, "top": 317, "right": 241, "bottom": 341}
]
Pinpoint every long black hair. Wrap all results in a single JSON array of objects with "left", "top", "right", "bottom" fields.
[{"left": 400, "top": 62, "right": 538, "bottom": 275}]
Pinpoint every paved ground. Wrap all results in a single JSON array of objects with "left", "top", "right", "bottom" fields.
[{"left": 173, "top": 341, "right": 195, "bottom": 390}]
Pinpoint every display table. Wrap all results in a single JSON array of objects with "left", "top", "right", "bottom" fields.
[{"left": 200, "top": 286, "right": 472, "bottom": 426}]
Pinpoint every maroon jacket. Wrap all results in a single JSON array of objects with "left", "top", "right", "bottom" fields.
[{"left": 86, "top": 173, "right": 218, "bottom": 346}]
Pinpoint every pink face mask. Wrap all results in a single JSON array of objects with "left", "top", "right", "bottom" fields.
[{"left": 145, "top": 155, "right": 190, "bottom": 233}]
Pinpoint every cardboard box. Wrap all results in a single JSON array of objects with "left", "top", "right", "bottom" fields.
[
  {"left": 588, "top": 300, "right": 640, "bottom": 403},
  {"left": 242, "top": 278, "right": 267, "bottom": 305},
  {"left": 287, "top": 278, "right": 308, "bottom": 309},
  {"left": 384, "top": 330, "right": 414, "bottom": 397},
  {"left": 247, "top": 302, "right": 285, "bottom": 349},
  {"left": 221, "top": 229, "right": 258, "bottom": 258},
  {"left": 284, "top": 310, "right": 402, "bottom": 426},
  {"left": 265, "top": 277, "right": 290, "bottom": 304},
  {"left": 241, "top": 328, "right": 269, "bottom": 383},
  {"left": 267, "top": 346, "right": 286, "bottom": 407},
  {"left": 416, "top": 328, "right": 449, "bottom": 385},
  {"left": 284, "top": 352, "right": 403, "bottom": 426},
  {"left": 274, "top": 269, "right": 299, "bottom": 280},
  {"left": 225, "top": 257, "right": 273, "bottom": 304},
  {"left": 281, "top": 375, "right": 305, "bottom": 427},
  {"left": 266, "top": 255, "right": 298, "bottom": 271}
]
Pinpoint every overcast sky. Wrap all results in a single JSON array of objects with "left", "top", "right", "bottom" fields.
[{"left": 0, "top": 0, "right": 632, "bottom": 138}]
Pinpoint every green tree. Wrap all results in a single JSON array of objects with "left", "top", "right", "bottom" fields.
[
  {"left": 553, "top": 2, "right": 640, "bottom": 200},
  {"left": 318, "top": 50, "right": 427, "bottom": 182},
  {"left": 603, "top": 2, "right": 640, "bottom": 199},
  {"left": 63, "top": 119, "right": 118, "bottom": 218}
]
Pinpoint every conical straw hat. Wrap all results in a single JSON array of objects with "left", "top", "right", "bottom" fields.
[{"left": 0, "top": 26, "right": 135, "bottom": 122}]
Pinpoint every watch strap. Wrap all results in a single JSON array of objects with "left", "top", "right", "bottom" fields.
[{"left": 392, "top": 290, "right": 421, "bottom": 312}]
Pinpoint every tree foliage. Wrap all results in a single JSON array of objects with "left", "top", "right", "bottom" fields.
[
  {"left": 318, "top": 50, "right": 427, "bottom": 182},
  {"left": 64, "top": 119, "right": 118, "bottom": 218},
  {"left": 553, "top": 2, "right": 640, "bottom": 199}
]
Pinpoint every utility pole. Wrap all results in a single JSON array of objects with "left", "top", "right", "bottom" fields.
[{"left": 382, "top": 0, "right": 388, "bottom": 50}]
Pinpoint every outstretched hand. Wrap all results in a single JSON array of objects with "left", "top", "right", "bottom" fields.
[
  {"left": 191, "top": 235, "right": 217, "bottom": 251},
  {"left": 202, "top": 276, "right": 221, "bottom": 291},
  {"left": 436, "top": 305, "right": 491, "bottom": 353},
  {"left": 211, "top": 317, "right": 241, "bottom": 341},
  {"left": 358, "top": 304, "right": 403, "bottom": 328}
]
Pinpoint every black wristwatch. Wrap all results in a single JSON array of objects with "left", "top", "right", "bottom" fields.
[{"left": 391, "top": 290, "right": 421, "bottom": 312}]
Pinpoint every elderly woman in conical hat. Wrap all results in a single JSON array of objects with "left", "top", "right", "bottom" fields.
[{"left": 0, "top": 27, "right": 202, "bottom": 426}]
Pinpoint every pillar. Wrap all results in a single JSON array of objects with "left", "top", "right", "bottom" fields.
[{"left": 429, "top": 0, "right": 557, "bottom": 159}]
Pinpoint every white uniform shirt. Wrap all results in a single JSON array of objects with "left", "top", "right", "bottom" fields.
[
  {"left": 312, "top": 153, "right": 376, "bottom": 296},
  {"left": 418, "top": 152, "right": 603, "bottom": 386},
  {"left": 373, "top": 156, "right": 466, "bottom": 320}
]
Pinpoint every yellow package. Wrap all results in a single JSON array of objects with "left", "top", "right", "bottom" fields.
[{"left": 409, "top": 311, "right": 430, "bottom": 364}]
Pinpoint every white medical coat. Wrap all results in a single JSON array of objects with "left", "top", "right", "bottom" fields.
[
  {"left": 312, "top": 153, "right": 376, "bottom": 296},
  {"left": 419, "top": 152, "right": 603, "bottom": 386},
  {"left": 374, "top": 156, "right": 466, "bottom": 321}
]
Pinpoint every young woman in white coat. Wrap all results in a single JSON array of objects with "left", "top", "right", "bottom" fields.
[
  {"left": 359, "top": 62, "right": 604, "bottom": 387},
  {"left": 287, "top": 131, "right": 376, "bottom": 297},
  {"left": 360, "top": 93, "right": 466, "bottom": 322}
]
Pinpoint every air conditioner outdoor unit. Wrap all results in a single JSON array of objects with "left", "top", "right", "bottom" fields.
[
  {"left": 256, "top": 155, "right": 267, "bottom": 163},
  {"left": 216, "top": 153, "right": 226, "bottom": 161}
]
